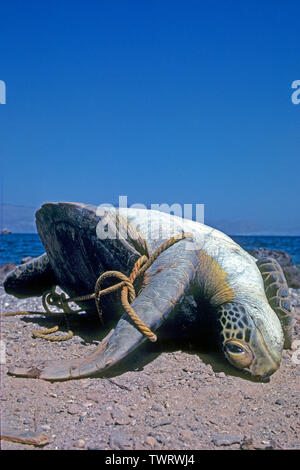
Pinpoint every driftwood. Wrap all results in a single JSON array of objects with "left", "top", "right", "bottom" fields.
[{"left": 0, "top": 426, "right": 49, "bottom": 446}]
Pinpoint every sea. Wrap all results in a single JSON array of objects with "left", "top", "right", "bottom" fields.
[{"left": 0, "top": 233, "right": 300, "bottom": 266}]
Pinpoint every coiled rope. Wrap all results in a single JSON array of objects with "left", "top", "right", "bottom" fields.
[{"left": 1, "top": 233, "right": 192, "bottom": 342}]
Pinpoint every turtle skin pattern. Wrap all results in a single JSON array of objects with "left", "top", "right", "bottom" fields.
[{"left": 256, "top": 257, "right": 294, "bottom": 349}]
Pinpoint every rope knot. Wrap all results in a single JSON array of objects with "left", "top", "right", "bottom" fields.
[{"left": 2, "top": 232, "right": 192, "bottom": 343}]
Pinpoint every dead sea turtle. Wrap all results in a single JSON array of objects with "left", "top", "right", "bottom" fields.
[{"left": 4, "top": 202, "right": 294, "bottom": 381}]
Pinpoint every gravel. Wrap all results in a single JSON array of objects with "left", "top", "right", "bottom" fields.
[{"left": 0, "top": 285, "right": 299, "bottom": 450}]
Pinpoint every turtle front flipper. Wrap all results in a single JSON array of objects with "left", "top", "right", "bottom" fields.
[
  {"left": 256, "top": 257, "right": 294, "bottom": 349},
  {"left": 3, "top": 253, "right": 57, "bottom": 299},
  {"left": 8, "top": 240, "right": 199, "bottom": 381}
]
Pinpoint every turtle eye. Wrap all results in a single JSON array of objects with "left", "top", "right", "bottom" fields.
[
  {"left": 224, "top": 341, "right": 253, "bottom": 369},
  {"left": 225, "top": 343, "right": 244, "bottom": 354}
]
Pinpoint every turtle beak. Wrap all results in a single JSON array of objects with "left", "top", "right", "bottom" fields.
[
  {"left": 250, "top": 354, "right": 281, "bottom": 378},
  {"left": 249, "top": 330, "right": 282, "bottom": 378}
]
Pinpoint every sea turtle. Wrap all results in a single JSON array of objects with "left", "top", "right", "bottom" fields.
[{"left": 3, "top": 202, "right": 294, "bottom": 381}]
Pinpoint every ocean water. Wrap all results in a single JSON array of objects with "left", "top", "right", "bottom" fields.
[
  {"left": 0, "top": 233, "right": 300, "bottom": 266},
  {"left": 0, "top": 234, "right": 44, "bottom": 265},
  {"left": 232, "top": 236, "right": 300, "bottom": 265}
]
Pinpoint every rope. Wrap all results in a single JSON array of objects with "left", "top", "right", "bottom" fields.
[
  {"left": 1, "top": 232, "right": 192, "bottom": 342},
  {"left": 32, "top": 326, "right": 73, "bottom": 342}
]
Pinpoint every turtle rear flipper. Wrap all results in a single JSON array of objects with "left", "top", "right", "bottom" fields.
[
  {"left": 257, "top": 257, "right": 294, "bottom": 349},
  {"left": 8, "top": 240, "right": 199, "bottom": 381},
  {"left": 3, "top": 253, "right": 57, "bottom": 299}
]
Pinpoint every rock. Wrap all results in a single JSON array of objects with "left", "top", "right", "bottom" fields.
[
  {"left": 17, "top": 397, "right": 27, "bottom": 403},
  {"left": 212, "top": 434, "right": 243, "bottom": 446},
  {"left": 216, "top": 372, "right": 225, "bottom": 378},
  {"left": 275, "top": 398, "right": 284, "bottom": 405},
  {"left": 151, "top": 404, "right": 164, "bottom": 412},
  {"left": 240, "top": 437, "right": 255, "bottom": 450},
  {"left": 283, "top": 265, "right": 300, "bottom": 289},
  {"left": 74, "top": 439, "right": 85, "bottom": 448},
  {"left": 145, "top": 436, "right": 157, "bottom": 448},
  {"left": 41, "top": 425, "right": 51, "bottom": 431},
  {"left": 248, "top": 248, "right": 292, "bottom": 267},
  {"left": 67, "top": 405, "right": 80, "bottom": 415},
  {"left": 109, "top": 430, "right": 133, "bottom": 450},
  {"left": 0, "top": 263, "right": 17, "bottom": 282},
  {"left": 21, "top": 257, "right": 35, "bottom": 265},
  {"left": 290, "top": 289, "right": 300, "bottom": 306},
  {"left": 86, "top": 392, "right": 100, "bottom": 403},
  {"left": 111, "top": 411, "right": 130, "bottom": 425}
]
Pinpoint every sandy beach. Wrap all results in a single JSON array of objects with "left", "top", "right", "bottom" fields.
[{"left": 1, "top": 282, "right": 299, "bottom": 450}]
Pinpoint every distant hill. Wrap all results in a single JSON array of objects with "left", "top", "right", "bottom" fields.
[
  {"left": 207, "top": 219, "right": 300, "bottom": 236},
  {"left": 0, "top": 204, "right": 37, "bottom": 233},
  {"left": 0, "top": 203, "right": 299, "bottom": 235}
]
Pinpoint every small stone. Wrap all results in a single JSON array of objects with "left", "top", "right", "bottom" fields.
[
  {"left": 240, "top": 437, "right": 255, "bottom": 450},
  {"left": 147, "top": 381, "right": 157, "bottom": 395},
  {"left": 21, "top": 256, "right": 35, "bottom": 264},
  {"left": 109, "top": 430, "right": 133, "bottom": 450},
  {"left": 86, "top": 393, "right": 100, "bottom": 403},
  {"left": 242, "top": 393, "right": 252, "bottom": 400},
  {"left": 68, "top": 405, "right": 80, "bottom": 415},
  {"left": 151, "top": 404, "right": 164, "bottom": 412},
  {"left": 112, "top": 411, "right": 130, "bottom": 425},
  {"left": 180, "top": 429, "right": 193, "bottom": 440},
  {"left": 275, "top": 398, "right": 284, "bottom": 405},
  {"left": 83, "top": 402, "right": 93, "bottom": 408},
  {"left": 75, "top": 439, "right": 85, "bottom": 448},
  {"left": 212, "top": 434, "right": 243, "bottom": 446},
  {"left": 17, "top": 397, "right": 27, "bottom": 403},
  {"left": 41, "top": 425, "right": 51, "bottom": 431},
  {"left": 216, "top": 372, "right": 226, "bottom": 378},
  {"left": 145, "top": 436, "right": 156, "bottom": 448}
]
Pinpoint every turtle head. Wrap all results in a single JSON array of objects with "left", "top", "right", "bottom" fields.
[{"left": 217, "top": 300, "right": 284, "bottom": 378}]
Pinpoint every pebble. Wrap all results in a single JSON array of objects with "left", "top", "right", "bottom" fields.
[
  {"left": 109, "top": 431, "right": 133, "bottom": 450},
  {"left": 212, "top": 434, "right": 243, "bottom": 446},
  {"left": 151, "top": 404, "right": 164, "bottom": 412},
  {"left": 112, "top": 411, "right": 130, "bottom": 425},
  {"left": 67, "top": 405, "right": 80, "bottom": 415},
  {"left": 17, "top": 397, "right": 27, "bottom": 403},
  {"left": 41, "top": 425, "right": 51, "bottom": 431},
  {"left": 216, "top": 372, "right": 226, "bottom": 378},
  {"left": 145, "top": 436, "right": 157, "bottom": 448},
  {"left": 275, "top": 398, "right": 284, "bottom": 405},
  {"left": 86, "top": 393, "right": 100, "bottom": 403},
  {"left": 74, "top": 439, "right": 85, "bottom": 448}
]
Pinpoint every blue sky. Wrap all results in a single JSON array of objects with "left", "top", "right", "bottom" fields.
[{"left": 0, "top": 1, "right": 299, "bottom": 232}]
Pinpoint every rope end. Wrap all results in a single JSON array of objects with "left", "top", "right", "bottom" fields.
[{"left": 149, "top": 334, "right": 157, "bottom": 342}]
